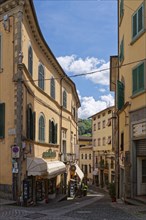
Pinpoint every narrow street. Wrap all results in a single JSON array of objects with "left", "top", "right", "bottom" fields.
[{"left": 1, "top": 186, "right": 146, "bottom": 220}]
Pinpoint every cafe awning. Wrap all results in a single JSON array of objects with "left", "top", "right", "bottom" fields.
[
  {"left": 47, "top": 160, "right": 66, "bottom": 179},
  {"left": 27, "top": 158, "right": 66, "bottom": 178},
  {"left": 27, "top": 157, "right": 47, "bottom": 176},
  {"left": 75, "top": 164, "right": 84, "bottom": 181}
]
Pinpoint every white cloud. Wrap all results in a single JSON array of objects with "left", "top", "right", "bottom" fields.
[
  {"left": 99, "top": 88, "right": 106, "bottom": 93},
  {"left": 78, "top": 94, "right": 114, "bottom": 119},
  {"left": 57, "top": 55, "right": 109, "bottom": 85}
]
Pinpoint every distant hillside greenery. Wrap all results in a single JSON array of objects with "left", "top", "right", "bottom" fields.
[{"left": 78, "top": 119, "right": 92, "bottom": 136}]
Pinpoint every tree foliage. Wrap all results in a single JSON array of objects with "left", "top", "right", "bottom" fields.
[{"left": 78, "top": 119, "right": 92, "bottom": 136}]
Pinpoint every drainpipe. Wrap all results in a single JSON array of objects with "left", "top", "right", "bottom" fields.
[{"left": 16, "top": 5, "right": 24, "bottom": 204}]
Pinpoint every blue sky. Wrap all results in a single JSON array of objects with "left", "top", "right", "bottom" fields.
[{"left": 33, "top": 0, "right": 117, "bottom": 119}]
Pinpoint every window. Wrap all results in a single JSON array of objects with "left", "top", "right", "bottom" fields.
[
  {"left": 38, "top": 64, "right": 44, "bottom": 90},
  {"left": 142, "top": 159, "right": 146, "bottom": 183},
  {"left": 0, "top": 34, "right": 2, "bottom": 70},
  {"left": 89, "top": 154, "right": 91, "bottom": 160},
  {"left": 28, "top": 46, "right": 33, "bottom": 76},
  {"left": 132, "top": 4, "right": 144, "bottom": 39},
  {"left": 103, "top": 138, "right": 105, "bottom": 145},
  {"left": 107, "top": 136, "right": 111, "bottom": 145},
  {"left": 119, "top": 37, "right": 124, "bottom": 63},
  {"left": 94, "top": 123, "right": 96, "bottom": 131},
  {"left": 98, "top": 138, "right": 101, "bottom": 146},
  {"left": 111, "top": 159, "right": 114, "bottom": 169},
  {"left": 26, "top": 105, "right": 35, "bottom": 140},
  {"left": 85, "top": 154, "right": 87, "bottom": 159},
  {"left": 132, "top": 63, "right": 144, "bottom": 95},
  {"left": 0, "top": 103, "right": 5, "bottom": 138},
  {"left": 89, "top": 164, "right": 91, "bottom": 173},
  {"left": 50, "top": 77, "right": 55, "bottom": 99},
  {"left": 107, "top": 119, "right": 111, "bottom": 126},
  {"left": 81, "top": 154, "right": 83, "bottom": 159},
  {"left": 120, "top": 0, "right": 124, "bottom": 20},
  {"left": 49, "top": 120, "right": 57, "bottom": 144},
  {"left": 63, "top": 90, "right": 67, "bottom": 108},
  {"left": 39, "top": 115, "right": 45, "bottom": 142},
  {"left": 102, "top": 120, "right": 106, "bottom": 128},
  {"left": 93, "top": 139, "right": 96, "bottom": 147},
  {"left": 98, "top": 122, "right": 101, "bottom": 130}
]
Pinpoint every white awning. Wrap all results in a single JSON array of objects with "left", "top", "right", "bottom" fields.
[
  {"left": 27, "top": 158, "right": 66, "bottom": 178},
  {"left": 27, "top": 157, "right": 47, "bottom": 176},
  {"left": 47, "top": 160, "right": 66, "bottom": 179},
  {"left": 75, "top": 164, "right": 84, "bottom": 181}
]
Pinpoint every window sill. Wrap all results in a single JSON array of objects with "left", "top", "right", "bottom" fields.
[
  {"left": 130, "top": 29, "right": 145, "bottom": 45},
  {"left": 131, "top": 89, "right": 146, "bottom": 99}
]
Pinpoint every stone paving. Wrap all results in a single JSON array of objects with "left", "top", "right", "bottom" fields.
[{"left": 0, "top": 186, "right": 146, "bottom": 220}]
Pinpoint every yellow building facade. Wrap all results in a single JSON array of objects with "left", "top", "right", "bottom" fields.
[
  {"left": 110, "top": 0, "right": 146, "bottom": 199},
  {"left": 79, "top": 136, "right": 93, "bottom": 184},
  {"left": 0, "top": 0, "right": 80, "bottom": 204},
  {"left": 91, "top": 107, "right": 115, "bottom": 187}
]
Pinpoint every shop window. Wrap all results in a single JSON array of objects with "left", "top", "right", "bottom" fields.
[
  {"left": 0, "top": 103, "right": 5, "bottom": 138},
  {"left": 49, "top": 119, "right": 57, "bottom": 144},
  {"left": 142, "top": 159, "right": 146, "bottom": 183},
  {"left": 132, "top": 62, "right": 144, "bottom": 95},
  {"left": 38, "top": 64, "right": 44, "bottom": 90},
  {"left": 50, "top": 77, "right": 55, "bottom": 99},
  {"left": 39, "top": 114, "right": 45, "bottom": 142},
  {"left": 28, "top": 45, "right": 33, "bottom": 76}
]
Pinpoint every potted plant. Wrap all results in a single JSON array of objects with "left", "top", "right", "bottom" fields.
[{"left": 108, "top": 182, "right": 116, "bottom": 202}]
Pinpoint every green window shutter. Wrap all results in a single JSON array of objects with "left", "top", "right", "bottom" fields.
[
  {"left": 117, "top": 81, "right": 124, "bottom": 110},
  {"left": 138, "top": 6, "right": 143, "bottom": 32},
  {"left": 28, "top": 46, "right": 33, "bottom": 76},
  {"left": 120, "top": 0, "right": 124, "bottom": 19},
  {"left": 119, "top": 38, "right": 124, "bottom": 62},
  {"left": 30, "top": 109, "right": 33, "bottom": 140},
  {"left": 132, "top": 68, "right": 137, "bottom": 94},
  {"left": 138, "top": 63, "right": 144, "bottom": 91},
  {"left": 54, "top": 124, "right": 57, "bottom": 144},
  {"left": 49, "top": 120, "right": 52, "bottom": 143},
  {"left": 0, "top": 103, "right": 5, "bottom": 138},
  {"left": 133, "top": 13, "right": 137, "bottom": 38},
  {"left": 26, "top": 107, "right": 30, "bottom": 139},
  {"left": 32, "top": 112, "right": 36, "bottom": 141}
]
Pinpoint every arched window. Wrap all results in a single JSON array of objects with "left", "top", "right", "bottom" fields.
[
  {"left": 39, "top": 115, "right": 45, "bottom": 142},
  {"left": 50, "top": 77, "right": 55, "bottom": 99},
  {"left": 26, "top": 104, "right": 35, "bottom": 140},
  {"left": 38, "top": 64, "right": 44, "bottom": 90},
  {"left": 49, "top": 119, "right": 57, "bottom": 144},
  {"left": 28, "top": 46, "right": 33, "bottom": 76},
  {"left": 63, "top": 90, "right": 67, "bottom": 108}
]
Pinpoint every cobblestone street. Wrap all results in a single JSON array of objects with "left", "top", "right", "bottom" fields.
[{"left": 1, "top": 187, "right": 146, "bottom": 220}]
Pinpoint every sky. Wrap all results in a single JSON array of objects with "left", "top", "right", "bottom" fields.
[{"left": 33, "top": 0, "right": 117, "bottom": 119}]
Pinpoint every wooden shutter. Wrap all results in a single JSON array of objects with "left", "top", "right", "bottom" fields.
[
  {"left": 26, "top": 106, "right": 30, "bottom": 139},
  {"left": 132, "top": 68, "right": 137, "bottom": 94},
  {"left": 117, "top": 80, "right": 124, "bottom": 110},
  {"left": 133, "top": 13, "right": 137, "bottom": 38},
  {"left": 49, "top": 120, "right": 52, "bottom": 143},
  {"left": 54, "top": 124, "right": 58, "bottom": 144},
  {"left": 32, "top": 112, "right": 36, "bottom": 140},
  {"left": 138, "top": 63, "right": 144, "bottom": 90},
  {"left": 120, "top": 0, "right": 124, "bottom": 19},
  {"left": 138, "top": 6, "right": 143, "bottom": 32},
  {"left": 0, "top": 103, "right": 5, "bottom": 138}
]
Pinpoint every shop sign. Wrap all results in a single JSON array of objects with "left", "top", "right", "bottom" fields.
[
  {"left": 42, "top": 149, "right": 56, "bottom": 159},
  {"left": 12, "top": 145, "right": 20, "bottom": 158},
  {"left": 133, "top": 122, "right": 146, "bottom": 138}
]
